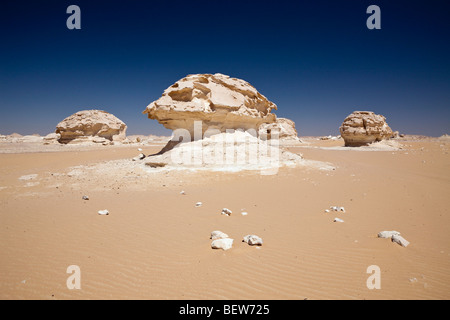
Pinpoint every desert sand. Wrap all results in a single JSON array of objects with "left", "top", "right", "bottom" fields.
[{"left": 1, "top": 135, "right": 449, "bottom": 300}]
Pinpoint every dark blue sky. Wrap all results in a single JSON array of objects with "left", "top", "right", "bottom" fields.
[{"left": 1, "top": 0, "right": 449, "bottom": 136}]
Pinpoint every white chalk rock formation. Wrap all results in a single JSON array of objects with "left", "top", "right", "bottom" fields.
[
  {"left": 211, "top": 238, "right": 234, "bottom": 250},
  {"left": 210, "top": 231, "right": 229, "bottom": 240},
  {"left": 340, "top": 111, "right": 394, "bottom": 147},
  {"left": 56, "top": 110, "right": 127, "bottom": 144},
  {"left": 43, "top": 133, "right": 61, "bottom": 144},
  {"left": 144, "top": 131, "right": 304, "bottom": 172},
  {"left": 143, "top": 73, "right": 277, "bottom": 139},
  {"left": 258, "top": 117, "right": 301, "bottom": 142},
  {"left": 243, "top": 235, "right": 263, "bottom": 246}
]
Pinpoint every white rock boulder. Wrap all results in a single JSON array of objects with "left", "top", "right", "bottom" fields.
[
  {"left": 339, "top": 111, "right": 394, "bottom": 147},
  {"left": 210, "top": 231, "right": 229, "bottom": 240},
  {"left": 242, "top": 235, "right": 263, "bottom": 246},
  {"left": 56, "top": 110, "right": 127, "bottom": 144},
  {"left": 211, "top": 238, "right": 234, "bottom": 250},
  {"left": 377, "top": 231, "right": 401, "bottom": 239},
  {"left": 258, "top": 117, "right": 300, "bottom": 142},
  {"left": 143, "top": 73, "right": 277, "bottom": 139}
]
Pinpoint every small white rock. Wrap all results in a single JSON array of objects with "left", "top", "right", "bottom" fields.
[
  {"left": 324, "top": 209, "right": 330, "bottom": 213},
  {"left": 241, "top": 211, "right": 248, "bottom": 216},
  {"left": 211, "top": 238, "right": 233, "bottom": 250},
  {"left": 180, "top": 190, "right": 186, "bottom": 195},
  {"left": 132, "top": 153, "right": 146, "bottom": 161},
  {"left": 391, "top": 234, "right": 410, "bottom": 247},
  {"left": 98, "top": 210, "right": 109, "bottom": 215},
  {"left": 210, "top": 231, "right": 229, "bottom": 240},
  {"left": 138, "top": 148, "right": 143, "bottom": 152},
  {"left": 334, "top": 217, "right": 344, "bottom": 223},
  {"left": 243, "top": 235, "right": 263, "bottom": 246},
  {"left": 330, "top": 206, "right": 345, "bottom": 213},
  {"left": 195, "top": 202, "right": 202, "bottom": 207},
  {"left": 378, "top": 231, "right": 401, "bottom": 239},
  {"left": 82, "top": 195, "right": 89, "bottom": 200},
  {"left": 221, "top": 208, "right": 232, "bottom": 216}
]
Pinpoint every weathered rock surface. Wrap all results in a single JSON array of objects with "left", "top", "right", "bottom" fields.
[
  {"left": 43, "top": 133, "right": 61, "bottom": 144},
  {"left": 378, "top": 231, "right": 401, "bottom": 239},
  {"left": 56, "top": 110, "right": 127, "bottom": 144},
  {"left": 210, "top": 231, "right": 229, "bottom": 240},
  {"left": 258, "top": 117, "right": 300, "bottom": 142},
  {"left": 242, "top": 235, "right": 263, "bottom": 246},
  {"left": 143, "top": 73, "right": 277, "bottom": 139},
  {"left": 339, "top": 111, "right": 394, "bottom": 147},
  {"left": 144, "top": 131, "right": 304, "bottom": 172},
  {"left": 211, "top": 238, "right": 233, "bottom": 250},
  {"left": 391, "top": 234, "right": 410, "bottom": 247}
]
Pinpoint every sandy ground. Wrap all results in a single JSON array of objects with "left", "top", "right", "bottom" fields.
[{"left": 0, "top": 137, "right": 449, "bottom": 300}]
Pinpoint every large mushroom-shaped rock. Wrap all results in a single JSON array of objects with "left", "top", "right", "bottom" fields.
[
  {"left": 56, "top": 110, "right": 127, "bottom": 144},
  {"left": 258, "top": 117, "right": 300, "bottom": 142},
  {"left": 339, "top": 111, "right": 394, "bottom": 147},
  {"left": 143, "top": 73, "right": 277, "bottom": 140}
]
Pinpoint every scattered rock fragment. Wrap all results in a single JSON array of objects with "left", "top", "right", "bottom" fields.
[
  {"left": 98, "top": 210, "right": 109, "bottom": 215},
  {"left": 210, "top": 231, "right": 229, "bottom": 240},
  {"left": 391, "top": 234, "right": 410, "bottom": 247},
  {"left": 211, "top": 238, "right": 233, "bottom": 251},
  {"left": 334, "top": 218, "right": 344, "bottom": 223},
  {"left": 132, "top": 153, "right": 146, "bottom": 161},
  {"left": 330, "top": 206, "right": 345, "bottom": 213},
  {"left": 195, "top": 202, "right": 202, "bottom": 207},
  {"left": 82, "top": 195, "right": 89, "bottom": 200},
  {"left": 377, "top": 231, "right": 401, "bottom": 239},
  {"left": 221, "top": 208, "right": 232, "bottom": 216},
  {"left": 243, "top": 235, "right": 263, "bottom": 246}
]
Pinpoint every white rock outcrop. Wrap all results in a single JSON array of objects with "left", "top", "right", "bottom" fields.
[
  {"left": 143, "top": 73, "right": 277, "bottom": 139},
  {"left": 144, "top": 131, "right": 304, "bottom": 172},
  {"left": 55, "top": 110, "right": 127, "bottom": 144},
  {"left": 258, "top": 117, "right": 300, "bottom": 142},
  {"left": 43, "top": 133, "right": 61, "bottom": 145},
  {"left": 339, "top": 111, "right": 394, "bottom": 147}
]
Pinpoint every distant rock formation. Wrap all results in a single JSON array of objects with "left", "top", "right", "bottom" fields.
[
  {"left": 55, "top": 110, "right": 127, "bottom": 144},
  {"left": 339, "top": 111, "right": 394, "bottom": 147},
  {"left": 258, "top": 117, "right": 300, "bottom": 142},
  {"left": 143, "top": 73, "right": 277, "bottom": 140}
]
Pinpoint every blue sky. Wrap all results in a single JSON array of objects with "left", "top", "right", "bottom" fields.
[{"left": 1, "top": 0, "right": 449, "bottom": 136}]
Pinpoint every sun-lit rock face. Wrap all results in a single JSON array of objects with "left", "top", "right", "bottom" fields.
[
  {"left": 56, "top": 110, "right": 127, "bottom": 144},
  {"left": 258, "top": 117, "right": 300, "bottom": 141},
  {"left": 143, "top": 73, "right": 277, "bottom": 139},
  {"left": 339, "top": 111, "right": 394, "bottom": 147}
]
